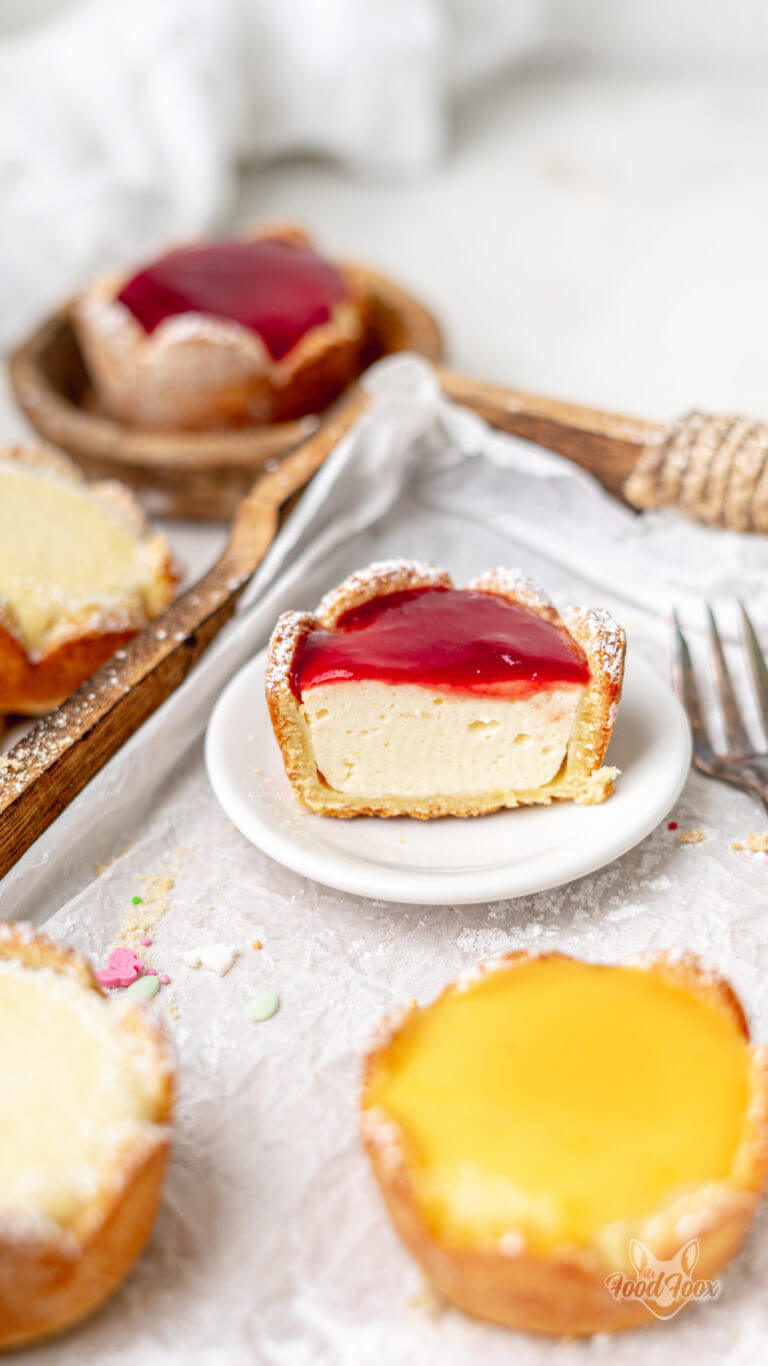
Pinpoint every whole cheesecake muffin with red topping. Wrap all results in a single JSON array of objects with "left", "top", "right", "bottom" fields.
[{"left": 73, "top": 225, "right": 367, "bottom": 429}]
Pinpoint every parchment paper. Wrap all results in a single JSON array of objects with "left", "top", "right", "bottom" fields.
[{"left": 7, "top": 358, "right": 768, "bottom": 1365}]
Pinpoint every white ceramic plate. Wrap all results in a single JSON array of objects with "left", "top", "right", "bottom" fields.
[{"left": 205, "top": 651, "right": 691, "bottom": 905}]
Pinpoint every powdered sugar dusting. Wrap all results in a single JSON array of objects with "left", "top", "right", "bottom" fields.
[
  {"left": 264, "top": 611, "right": 315, "bottom": 697},
  {"left": 563, "top": 605, "right": 626, "bottom": 687},
  {"left": 0, "top": 444, "right": 173, "bottom": 660},
  {"left": 360, "top": 1107, "right": 407, "bottom": 1175},
  {"left": 0, "top": 945, "right": 171, "bottom": 1235},
  {"left": 468, "top": 566, "right": 555, "bottom": 614},
  {"left": 316, "top": 559, "right": 451, "bottom": 626}
]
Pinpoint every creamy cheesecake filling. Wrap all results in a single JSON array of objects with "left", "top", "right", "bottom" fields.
[
  {"left": 0, "top": 466, "right": 154, "bottom": 653},
  {"left": 0, "top": 962, "right": 165, "bottom": 1226},
  {"left": 365, "top": 957, "right": 752, "bottom": 1252},
  {"left": 301, "top": 680, "right": 584, "bottom": 798},
  {"left": 292, "top": 586, "right": 592, "bottom": 801}
]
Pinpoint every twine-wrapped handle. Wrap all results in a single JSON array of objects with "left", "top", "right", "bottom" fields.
[
  {"left": 626, "top": 412, "right": 768, "bottom": 533},
  {"left": 439, "top": 373, "right": 768, "bottom": 534}
]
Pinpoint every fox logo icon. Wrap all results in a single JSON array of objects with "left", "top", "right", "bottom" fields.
[{"left": 605, "top": 1238, "right": 721, "bottom": 1320}]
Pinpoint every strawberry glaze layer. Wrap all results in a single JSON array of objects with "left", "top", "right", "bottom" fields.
[
  {"left": 117, "top": 239, "right": 348, "bottom": 361},
  {"left": 291, "top": 588, "right": 590, "bottom": 699}
]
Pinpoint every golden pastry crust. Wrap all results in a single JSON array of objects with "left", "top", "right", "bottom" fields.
[
  {"left": 360, "top": 950, "right": 768, "bottom": 1337},
  {"left": 72, "top": 224, "right": 367, "bottom": 430},
  {"left": 0, "top": 923, "right": 174, "bottom": 1351},
  {"left": 0, "top": 444, "right": 176, "bottom": 715},
  {"left": 265, "top": 560, "right": 626, "bottom": 818}
]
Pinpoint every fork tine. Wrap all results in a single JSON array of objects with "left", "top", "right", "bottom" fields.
[
  {"left": 672, "top": 611, "right": 715, "bottom": 760},
  {"left": 739, "top": 601, "right": 768, "bottom": 742},
  {"left": 705, "top": 604, "right": 753, "bottom": 755}
]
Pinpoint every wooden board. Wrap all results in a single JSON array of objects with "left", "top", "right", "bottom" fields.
[
  {"left": 0, "top": 371, "right": 669, "bottom": 879},
  {"left": 439, "top": 369, "right": 663, "bottom": 498},
  {"left": 0, "top": 391, "right": 368, "bottom": 880}
]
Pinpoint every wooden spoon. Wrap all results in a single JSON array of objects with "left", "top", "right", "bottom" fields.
[{"left": 440, "top": 370, "right": 768, "bottom": 532}]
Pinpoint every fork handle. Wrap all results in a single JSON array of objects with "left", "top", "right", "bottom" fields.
[
  {"left": 741, "top": 761, "right": 768, "bottom": 813},
  {"left": 694, "top": 756, "right": 768, "bottom": 813}
]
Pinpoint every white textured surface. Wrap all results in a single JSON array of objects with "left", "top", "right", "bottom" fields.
[{"left": 4, "top": 358, "right": 768, "bottom": 1363}]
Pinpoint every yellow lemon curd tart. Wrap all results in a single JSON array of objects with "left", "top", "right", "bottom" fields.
[
  {"left": 0, "top": 444, "right": 175, "bottom": 715},
  {"left": 361, "top": 951, "right": 768, "bottom": 1335},
  {"left": 0, "top": 924, "right": 174, "bottom": 1350}
]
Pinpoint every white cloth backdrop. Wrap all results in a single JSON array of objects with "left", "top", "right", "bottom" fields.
[
  {"left": 0, "top": 0, "right": 546, "bottom": 348},
  {"left": 4, "top": 0, "right": 768, "bottom": 352},
  {"left": 6, "top": 356, "right": 768, "bottom": 1364}
]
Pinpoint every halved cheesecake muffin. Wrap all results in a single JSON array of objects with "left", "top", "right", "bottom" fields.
[
  {"left": 73, "top": 224, "right": 367, "bottom": 429},
  {"left": 361, "top": 951, "right": 768, "bottom": 1336},
  {"left": 0, "top": 923, "right": 174, "bottom": 1350},
  {"left": 265, "top": 561, "right": 625, "bottom": 818},
  {"left": 0, "top": 444, "right": 176, "bottom": 714}
]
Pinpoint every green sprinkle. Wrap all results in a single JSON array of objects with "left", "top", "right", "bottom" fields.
[
  {"left": 131, "top": 896, "right": 142, "bottom": 905},
  {"left": 126, "top": 974, "right": 160, "bottom": 1000},
  {"left": 245, "top": 991, "right": 279, "bottom": 1023}
]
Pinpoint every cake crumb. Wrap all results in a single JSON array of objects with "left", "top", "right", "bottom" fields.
[
  {"left": 117, "top": 851, "right": 184, "bottom": 947},
  {"left": 252, "top": 939, "right": 263, "bottom": 950},
  {"left": 94, "top": 842, "right": 134, "bottom": 876},
  {"left": 408, "top": 1283, "right": 446, "bottom": 1320},
  {"left": 167, "top": 1001, "right": 180, "bottom": 1019},
  {"left": 732, "top": 831, "right": 768, "bottom": 853},
  {"left": 593, "top": 907, "right": 601, "bottom": 916},
  {"left": 678, "top": 828, "right": 705, "bottom": 844}
]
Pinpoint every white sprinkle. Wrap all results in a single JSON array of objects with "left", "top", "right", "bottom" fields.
[{"left": 182, "top": 943, "right": 238, "bottom": 977}]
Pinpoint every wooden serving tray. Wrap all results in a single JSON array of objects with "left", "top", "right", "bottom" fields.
[
  {"left": 0, "top": 367, "right": 748, "bottom": 878},
  {"left": 9, "top": 263, "right": 443, "bottom": 520}
]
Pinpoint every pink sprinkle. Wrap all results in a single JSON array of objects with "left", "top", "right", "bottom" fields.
[
  {"left": 144, "top": 967, "right": 157, "bottom": 976},
  {"left": 96, "top": 946, "right": 144, "bottom": 989},
  {"left": 160, "top": 974, "right": 170, "bottom": 985},
  {"left": 667, "top": 821, "right": 678, "bottom": 830},
  {"left": 140, "top": 936, "right": 152, "bottom": 947}
]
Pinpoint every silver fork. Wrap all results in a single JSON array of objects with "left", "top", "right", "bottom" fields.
[{"left": 672, "top": 604, "right": 768, "bottom": 809}]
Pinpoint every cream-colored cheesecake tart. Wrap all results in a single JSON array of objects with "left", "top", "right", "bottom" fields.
[
  {"left": 361, "top": 952, "right": 768, "bottom": 1336},
  {"left": 266, "top": 560, "right": 625, "bottom": 818},
  {"left": 0, "top": 924, "right": 174, "bottom": 1350},
  {"left": 0, "top": 444, "right": 175, "bottom": 714}
]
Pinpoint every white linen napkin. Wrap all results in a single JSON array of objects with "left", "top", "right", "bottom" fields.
[{"left": 0, "top": 0, "right": 547, "bottom": 347}]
